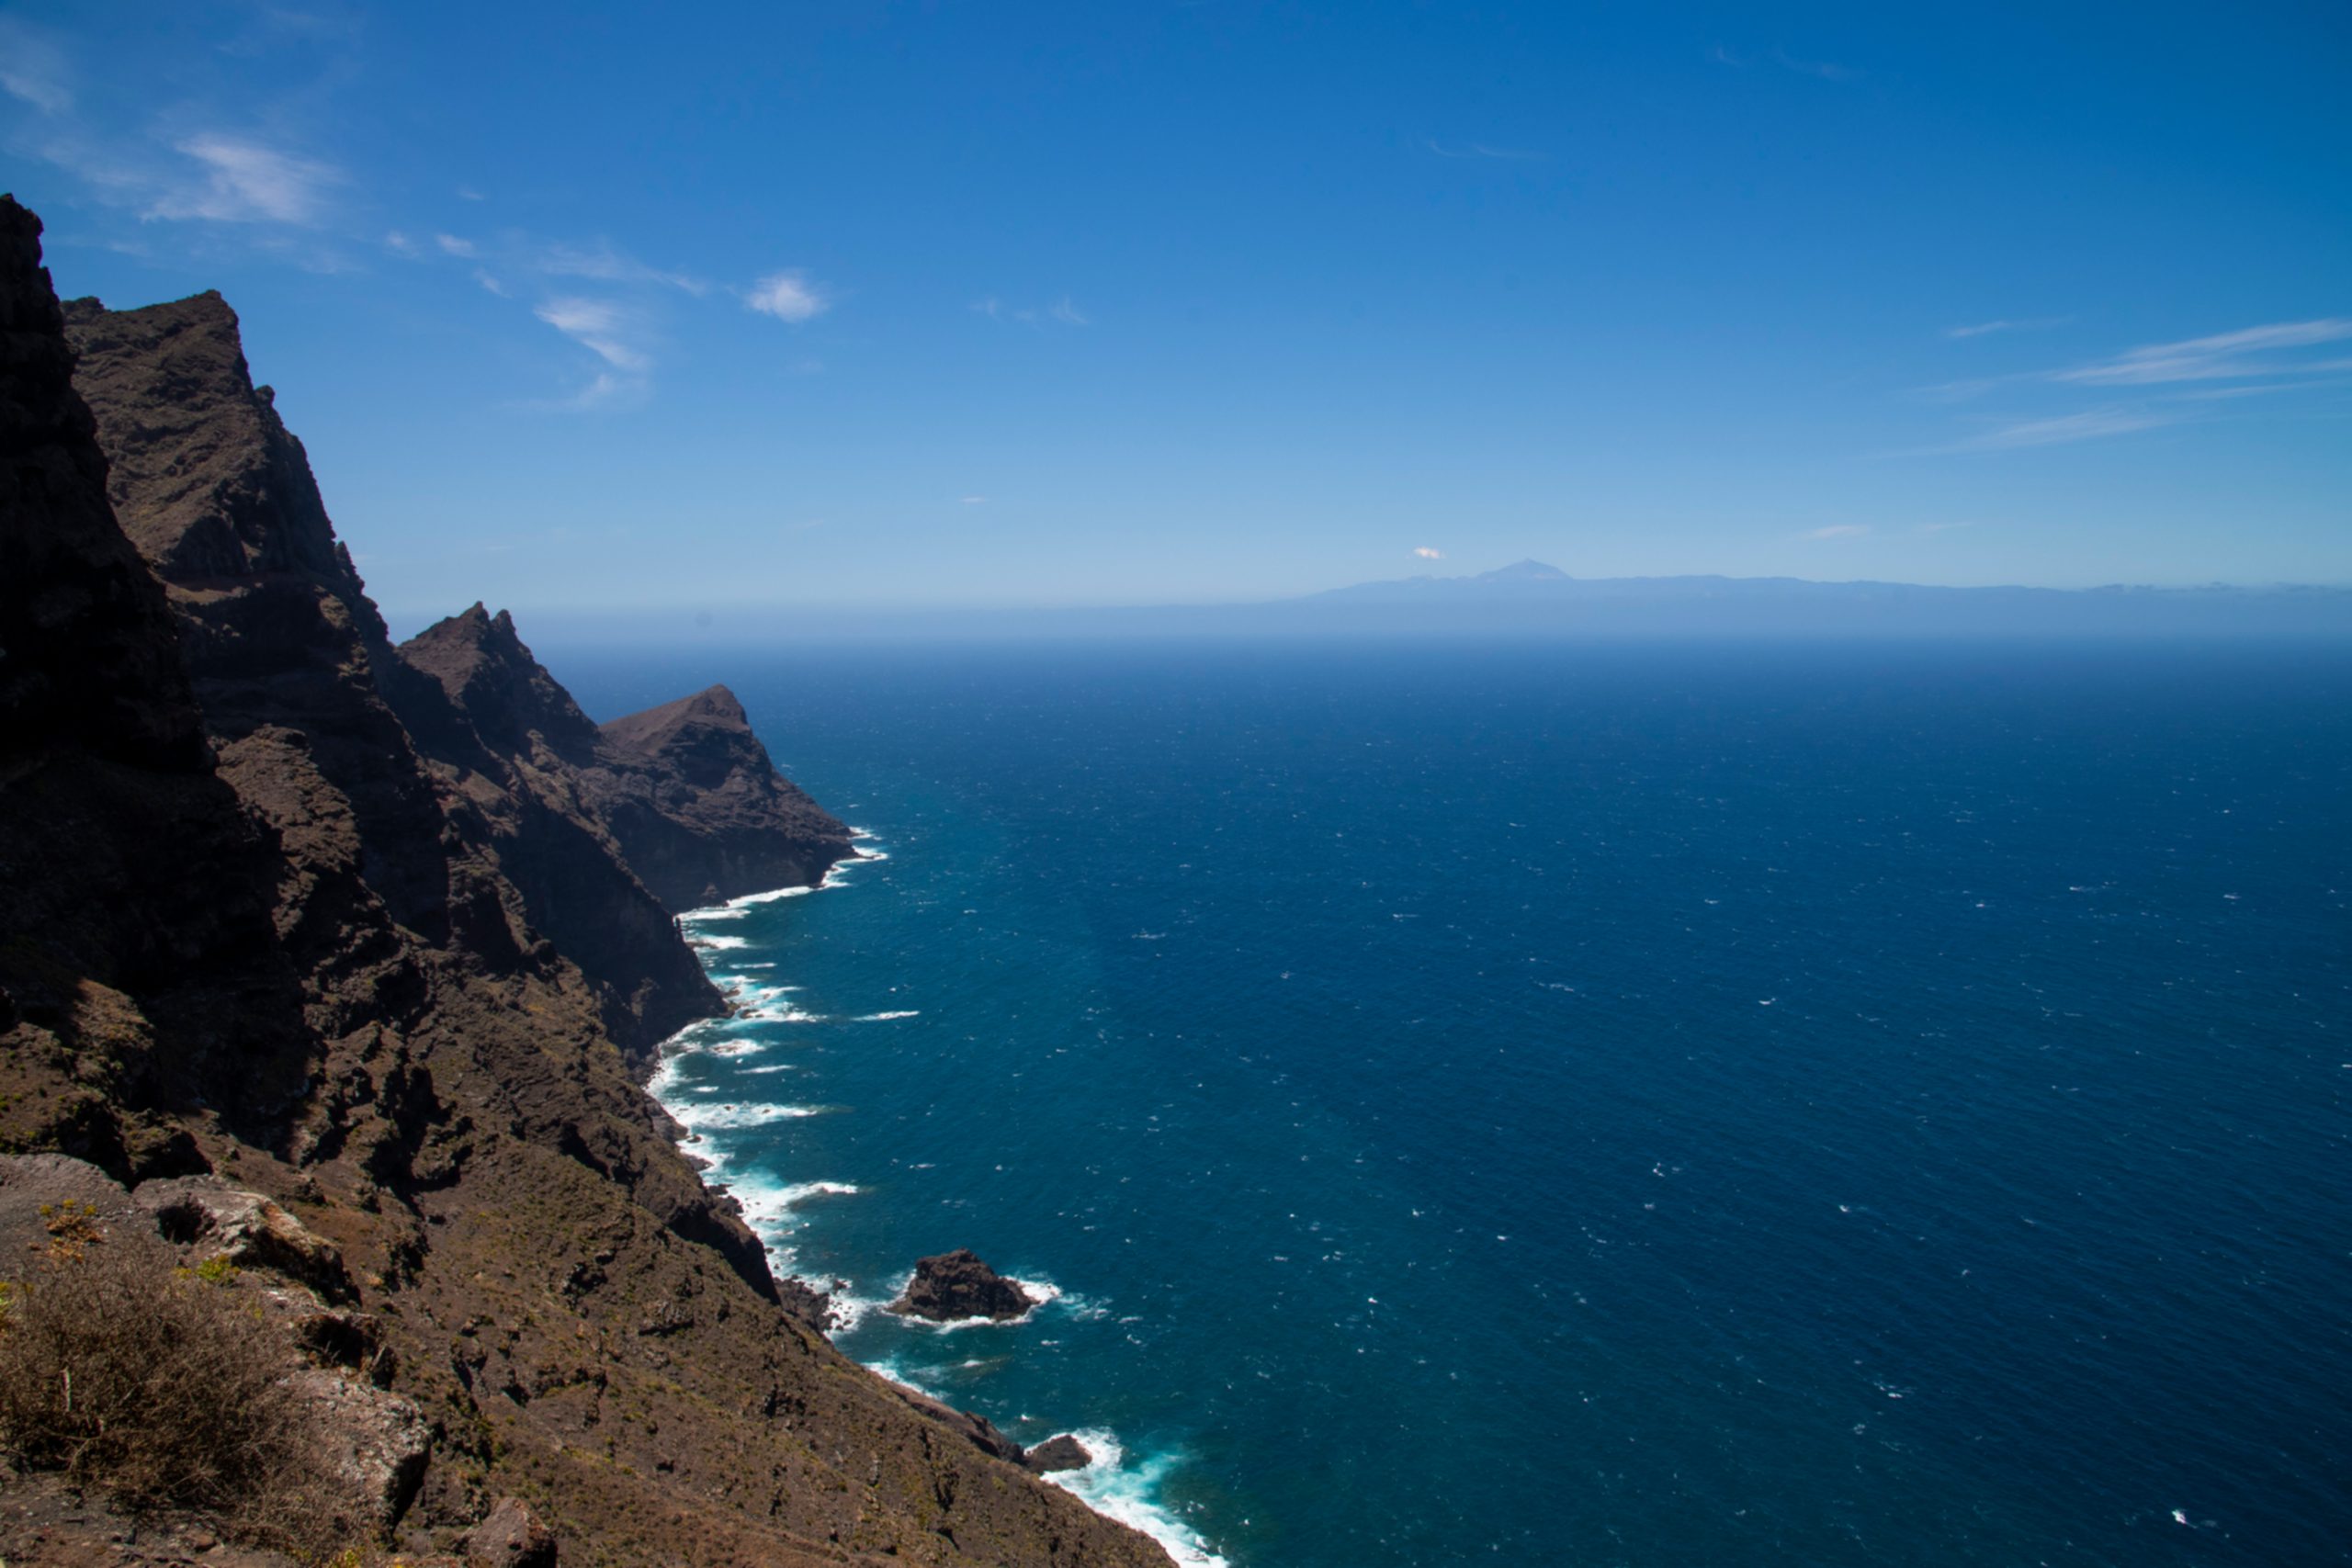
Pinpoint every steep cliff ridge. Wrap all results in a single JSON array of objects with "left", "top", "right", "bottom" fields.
[
  {"left": 63, "top": 288, "right": 458, "bottom": 948},
  {"left": 6, "top": 198, "right": 1172, "bottom": 1567},
  {"left": 594, "top": 684, "right": 855, "bottom": 911},
  {"left": 390, "top": 603, "right": 722, "bottom": 1058}
]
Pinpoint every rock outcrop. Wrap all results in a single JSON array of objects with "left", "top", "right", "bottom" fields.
[
  {"left": 591, "top": 684, "right": 854, "bottom": 912},
  {"left": 0, "top": 197, "right": 1173, "bottom": 1568},
  {"left": 891, "top": 1248, "right": 1041, "bottom": 1322}
]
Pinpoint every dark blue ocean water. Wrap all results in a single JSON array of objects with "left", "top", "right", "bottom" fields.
[{"left": 554, "top": 640, "right": 2352, "bottom": 1568}]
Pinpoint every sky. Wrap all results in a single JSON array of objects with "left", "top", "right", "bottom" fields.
[{"left": 3, "top": 1, "right": 2348, "bottom": 623}]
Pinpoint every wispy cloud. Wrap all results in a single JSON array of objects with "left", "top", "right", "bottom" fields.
[
  {"left": 534, "top": 297, "right": 650, "bottom": 372},
  {"left": 1909, "top": 315, "right": 2349, "bottom": 455},
  {"left": 147, "top": 135, "right": 343, "bottom": 224},
  {"left": 1413, "top": 546, "right": 1444, "bottom": 559},
  {"left": 384, "top": 230, "right": 421, "bottom": 256},
  {"left": 473, "top": 268, "right": 508, "bottom": 297},
  {"left": 1950, "top": 408, "right": 2173, "bottom": 451},
  {"left": 959, "top": 495, "right": 988, "bottom": 505},
  {"left": 1944, "top": 316, "right": 2070, "bottom": 340},
  {"left": 0, "top": 17, "right": 74, "bottom": 114},
  {"left": 1804, "top": 524, "right": 1871, "bottom": 539},
  {"left": 435, "top": 232, "right": 478, "bottom": 258},
  {"left": 746, "top": 270, "right": 830, "bottom": 322},
  {"left": 1425, "top": 140, "right": 1544, "bottom": 161},
  {"left": 537, "top": 241, "right": 707, "bottom": 295},
  {"left": 2052, "top": 318, "right": 2352, "bottom": 387}
]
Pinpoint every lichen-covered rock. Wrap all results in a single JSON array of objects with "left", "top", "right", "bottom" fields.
[
  {"left": 288, "top": 1369, "right": 431, "bottom": 1533},
  {"left": 134, "top": 1176, "right": 355, "bottom": 1302},
  {"left": 462, "top": 1496, "right": 559, "bottom": 1567}
]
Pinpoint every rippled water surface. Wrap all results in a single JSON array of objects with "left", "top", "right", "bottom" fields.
[{"left": 559, "top": 640, "right": 2352, "bottom": 1568}]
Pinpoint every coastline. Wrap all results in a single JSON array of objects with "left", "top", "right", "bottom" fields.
[{"left": 642, "top": 830, "right": 1235, "bottom": 1568}]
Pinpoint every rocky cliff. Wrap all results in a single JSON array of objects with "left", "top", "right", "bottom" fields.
[
  {"left": 591, "top": 683, "right": 855, "bottom": 913},
  {"left": 1, "top": 196, "right": 1171, "bottom": 1568}
]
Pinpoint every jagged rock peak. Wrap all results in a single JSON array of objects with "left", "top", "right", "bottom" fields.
[
  {"left": 61, "top": 290, "right": 369, "bottom": 627},
  {"left": 399, "top": 601, "right": 603, "bottom": 760},
  {"left": 600, "top": 683, "right": 752, "bottom": 752}
]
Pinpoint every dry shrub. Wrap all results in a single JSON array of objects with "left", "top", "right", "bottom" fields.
[{"left": 0, "top": 1235, "right": 363, "bottom": 1559}]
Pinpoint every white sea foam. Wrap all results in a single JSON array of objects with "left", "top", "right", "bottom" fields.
[
  {"left": 669, "top": 1100, "right": 829, "bottom": 1131},
  {"left": 1041, "top": 1429, "right": 1231, "bottom": 1568},
  {"left": 852, "top": 1010, "right": 922, "bottom": 1021},
  {"left": 693, "top": 934, "right": 752, "bottom": 951}
]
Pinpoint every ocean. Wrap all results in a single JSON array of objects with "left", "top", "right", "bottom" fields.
[{"left": 554, "top": 638, "right": 2352, "bottom": 1568}]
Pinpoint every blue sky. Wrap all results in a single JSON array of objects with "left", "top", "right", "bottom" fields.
[{"left": 4, "top": 1, "right": 2347, "bottom": 619}]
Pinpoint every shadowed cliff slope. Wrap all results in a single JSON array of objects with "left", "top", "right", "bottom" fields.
[{"left": 3, "top": 197, "right": 1171, "bottom": 1568}]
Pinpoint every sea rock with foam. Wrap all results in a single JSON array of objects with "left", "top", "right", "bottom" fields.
[{"left": 891, "top": 1248, "right": 1039, "bottom": 1321}]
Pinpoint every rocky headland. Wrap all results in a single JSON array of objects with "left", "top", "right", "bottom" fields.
[{"left": 0, "top": 195, "right": 1170, "bottom": 1567}]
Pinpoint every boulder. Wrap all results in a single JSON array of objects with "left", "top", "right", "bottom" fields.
[
  {"left": 463, "top": 1495, "right": 559, "bottom": 1567},
  {"left": 888, "top": 1248, "right": 1036, "bottom": 1322},
  {"left": 288, "top": 1369, "right": 431, "bottom": 1533}
]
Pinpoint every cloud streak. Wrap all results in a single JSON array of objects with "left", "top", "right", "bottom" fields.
[
  {"left": 0, "top": 17, "right": 73, "bottom": 113},
  {"left": 1944, "top": 316, "right": 2070, "bottom": 340},
  {"left": 2052, "top": 318, "right": 2352, "bottom": 387},
  {"left": 145, "top": 135, "right": 343, "bottom": 225},
  {"left": 1951, "top": 408, "right": 2173, "bottom": 451},
  {"left": 534, "top": 297, "right": 650, "bottom": 372}
]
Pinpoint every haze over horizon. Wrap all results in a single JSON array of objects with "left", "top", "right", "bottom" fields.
[{"left": 4, "top": 2, "right": 2346, "bottom": 616}]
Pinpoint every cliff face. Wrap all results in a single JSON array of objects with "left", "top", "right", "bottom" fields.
[
  {"left": 592, "top": 683, "right": 855, "bottom": 913},
  {"left": 0, "top": 203, "right": 313, "bottom": 1182},
  {"left": 5, "top": 198, "right": 1171, "bottom": 1568}
]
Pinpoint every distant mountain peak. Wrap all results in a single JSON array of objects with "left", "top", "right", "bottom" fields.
[{"left": 1475, "top": 559, "right": 1570, "bottom": 582}]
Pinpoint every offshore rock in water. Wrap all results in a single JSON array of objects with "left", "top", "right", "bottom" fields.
[
  {"left": 890, "top": 1248, "right": 1037, "bottom": 1321},
  {"left": 1025, "top": 1435, "right": 1095, "bottom": 1473}
]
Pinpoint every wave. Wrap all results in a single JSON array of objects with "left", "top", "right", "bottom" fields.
[
  {"left": 1037, "top": 1429, "right": 1232, "bottom": 1568},
  {"left": 852, "top": 1010, "right": 922, "bottom": 1021},
  {"left": 671, "top": 1100, "right": 831, "bottom": 1131}
]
